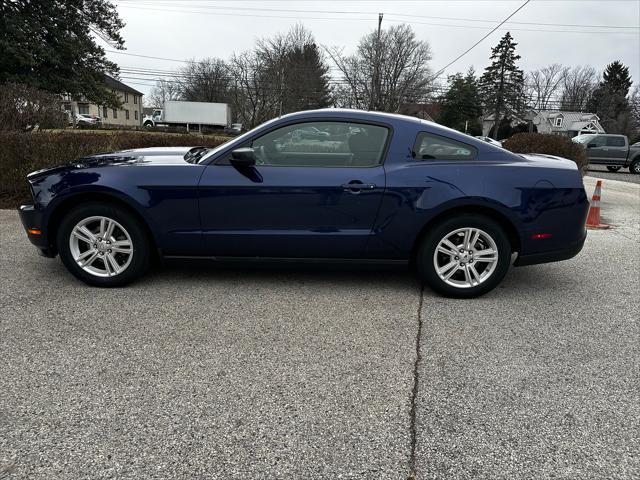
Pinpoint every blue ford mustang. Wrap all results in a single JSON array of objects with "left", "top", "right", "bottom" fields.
[{"left": 19, "top": 109, "right": 589, "bottom": 297}]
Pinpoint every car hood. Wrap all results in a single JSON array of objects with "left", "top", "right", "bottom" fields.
[{"left": 27, "top": 146, "right": 208, "bottom": 181}]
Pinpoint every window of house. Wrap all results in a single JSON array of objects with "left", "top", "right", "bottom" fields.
[
  {"left": 606, "top": 136, "right": 626, "bottom": 147},
  {"left": 412, "top": 132, "right": 477, "bottom": 161},
  {"left": 78, "top": 104, "right": 90, "bottom": 115},
  {"left": 125, "top": 110, "right": 130, "bottom": 120},
  {"left": 554, "top": 117, "right": 563, "bottom": 127},
  {"left": 103, "top": 106, "right": 108, "bottom": 119},
  {"left": 113, "top": 109, "right": 117, "bottom": 119},
  {"left": 124, "top": 92, "right": 128, "bottom": 103},
  {"left": 134, "top": 110, "right": 138, "bottom": 120},
  {"left": 226, "top": 121, "right": 389, "bottom": 167},
  {"left": 134, "top": 95, "right": 138, "bottom": 105}
]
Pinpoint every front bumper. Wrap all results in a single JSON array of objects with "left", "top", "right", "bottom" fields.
[
  {"left": 17, "top": 204, "right": 56, "bottom": 257},
  {"left": 514, "top": 231, "right": 587, "bottom": 267}
]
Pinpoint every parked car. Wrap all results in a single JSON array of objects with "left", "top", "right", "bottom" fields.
[
  {"left": 72, "top": 113, "right": 101, "bottom": 128},
  {"left": 18, "top": 109, "right": 589, "bottom": 297},
  {"left": 293, "top": 125, "right": 331, "bottom": 140},
  {"left": 475, "top": 136, "right": 503, "bottom": 148},
  {"left": 572, "top": 133, "right": 640, "bottom": 173},
  {"left": 224, "top": 123, "right": 243, "bottom": 136}
]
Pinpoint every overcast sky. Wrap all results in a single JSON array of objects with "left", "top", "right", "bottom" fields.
[{"left": 107, "top": 0, "right": 640, "bottom": 97}]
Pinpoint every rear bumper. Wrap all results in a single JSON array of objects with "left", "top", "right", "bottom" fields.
[
  {"left": 17, "top": 204, "right": 56, "bottom": 257},
  {"left": 514, "top": 231, "right": 586, "bottom": 267}
]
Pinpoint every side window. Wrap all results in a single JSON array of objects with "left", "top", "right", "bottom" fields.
[
  {"left": 606, "top": 136, "right": 625, "bottom": 147},
  {"left": 413, "top": 132, "right": 477, "bottom": 161},
  {"left": 590, "top": 136, "right": 607, "bottom": 147},
  {"left": 248, "top": 121, "right": 389, "bottom": 167}
]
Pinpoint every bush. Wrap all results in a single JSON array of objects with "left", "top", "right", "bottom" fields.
[
  {"left": 0, "top": 83, "right": 66, "bottom": 131},
  {"left": 502, "top": 133, "right": 589, "bottom": 174},
  {"left": 0, "top": 131, "right": 229, "bottom": 205}
]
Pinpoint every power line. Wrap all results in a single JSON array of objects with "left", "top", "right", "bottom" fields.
[
  {"left": 430, "top": 0, "right": 531, "bottom": 80},
  {"left": 115, "top": 0, "right": 639, "bottom": 29},
  {"left": 113, "top": 3, "right": 639, "bottom": 34}
]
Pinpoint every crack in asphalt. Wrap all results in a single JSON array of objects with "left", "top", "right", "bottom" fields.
[{"left": 407, "top": 283, "right": 425, "bottom": 480}]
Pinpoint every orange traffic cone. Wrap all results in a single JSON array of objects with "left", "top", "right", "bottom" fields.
[{"left": 586, "top": 180, "right": 610, "bottom": 230}]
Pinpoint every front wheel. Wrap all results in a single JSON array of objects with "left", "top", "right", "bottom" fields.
[
  {"left": 629, "top": 158, "right": 640, "bottom": 174},
  {"left": 57, "top": 203, "right": 150, "bottom": 287},
  {"left": 417, "top": 215, "right": 512, "bottom": 298},
  {"left": 606, "top": 166, "right": 622, "bottom": 172}
]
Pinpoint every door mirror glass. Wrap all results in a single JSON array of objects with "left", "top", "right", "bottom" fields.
[{"left": 230, "top": 147, "right": 256, "bottom": 166}]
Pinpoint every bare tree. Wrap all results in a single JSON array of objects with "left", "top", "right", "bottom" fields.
[
  {"left": 178, "top": 58, "right": 231, "bottom": 103},
  {"left": 560, "top": 65, "right": 598, "bottom": 111},
  {"left": 146, "top": 79, "right": 181, "bottom": 108},
  {"left": 326, "top": 24, "right": 433, "bottom": 112},
  {"left": 526, "top": 64, "right": 568, "bottom": 110},
  {"left": 228, "top": 25, "right": 331, "bottom": 127},
  {"left": 227, "top": 51, "right": 277, "bottom": 128},
  {"left": 629, "top": 84, "right": 640, "bottom": 139}
]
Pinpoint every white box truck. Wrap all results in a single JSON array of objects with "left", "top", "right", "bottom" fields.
[{"left": 143, "top": 101, "right": 231, "bottom": 131}]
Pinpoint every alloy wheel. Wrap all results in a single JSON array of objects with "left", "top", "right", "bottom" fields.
[
  {"left": 68, "top": 216, "right": 133, "bottom": 277},
  {"left": 432, "top": 227, "right": 499, "bottom": 289}
]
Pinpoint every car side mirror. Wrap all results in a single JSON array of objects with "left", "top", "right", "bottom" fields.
[{"left": 230, "top": 147, "right": 256, "bottom": 167}]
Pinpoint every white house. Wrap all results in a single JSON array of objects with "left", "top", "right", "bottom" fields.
[{"left": 533, "top": 111, "right": 605, "bottom": 137}]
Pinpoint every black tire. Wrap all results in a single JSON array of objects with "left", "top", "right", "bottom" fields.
[
  {"left": 416, "top": 214, "right": 511, "bottom": 298},
  {"left": 57, "top": 202, "right": 150, "bottom": 287},
  {"left": 606, "top": 166, "right": 622, "bottom": 172},
  {"left": 629, "top": 158, "right": 640, "bottom": 174}
]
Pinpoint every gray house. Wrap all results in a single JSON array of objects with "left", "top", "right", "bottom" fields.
[{"left": 533, "top": 111, "right": 604, "bottom": 137}]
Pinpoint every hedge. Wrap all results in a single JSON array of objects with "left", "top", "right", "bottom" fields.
[
  {"left": 502, "top": 132, "right": 589, "bottom": 174},
  {"left": 0, "top": 131, "right": 229, "bottom": 205}
]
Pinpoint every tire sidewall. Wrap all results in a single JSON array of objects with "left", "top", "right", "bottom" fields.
[
  {"left": 417, "top": 215, "right": 511, "bottom": 298},
  {"left": 630, "top": 159, "right": 640, "bottom": 174},
  {"left": 57, "top": 203, "right": 149, "bottom": 287}
]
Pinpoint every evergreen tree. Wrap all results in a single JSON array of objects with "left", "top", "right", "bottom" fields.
[
  {"left": 479, "top": 32, "right": 525, "bottom": 139},
  {"left": 281, "top": 42, "right": 332, "bottom": 113},
  {"left": 255, "top": 25, "right": 332, "bottom": 118},
  {"left": 439, "top": 68, "right": 483, "bottom": 135},
  {"left": 0, "top": 0, "right": 124, "bottom": 107},
  {"left": 587, "top": 61, "right": 633, "bottom": 134}
]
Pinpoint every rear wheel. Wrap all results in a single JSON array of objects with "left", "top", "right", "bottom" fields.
[
  {"left": 606, "top": 165, "right": 622, "bottom": 172},
  {"left": 417, "top": 215, "right": 511, "bottom": 298},
  {"left": 57, "top": 203, "right": 150, "bottom": 287},
  {"left": 629, "top": 158, "right": 640, "bottom": 174}
]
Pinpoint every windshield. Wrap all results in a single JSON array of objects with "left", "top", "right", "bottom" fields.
[{"left": 572, "top": 134, "right": 596, "bottom": 144}]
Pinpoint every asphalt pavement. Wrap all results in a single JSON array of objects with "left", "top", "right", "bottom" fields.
[
  {"left": 1, "top": 176, "right": 638, "bottom": 479},
  {"left": 587, "top": 164, "right": 640, "bottom": 185}
]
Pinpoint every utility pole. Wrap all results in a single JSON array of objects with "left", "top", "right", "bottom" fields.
[{"left": 371, "top": 13, "right": 383, "bottom": 111}]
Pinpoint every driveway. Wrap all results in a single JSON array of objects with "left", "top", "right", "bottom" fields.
[
  {"left": 0, "top": 176, "right": 638, "bottom": 479},
  {"left": 587, "top": 164, "right": 640, "bottom": 185}
]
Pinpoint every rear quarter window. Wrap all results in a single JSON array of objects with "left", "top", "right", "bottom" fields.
[
  {"left": 606, "top": 136, "right": 626, "bottom": 147},
  {"left": 413, "top": 132, "right": 477, "bottom": 161}
]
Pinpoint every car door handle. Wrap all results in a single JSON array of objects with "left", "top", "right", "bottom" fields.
[{"left": 341, "top": 182, "right": 376, "bottom": 192}]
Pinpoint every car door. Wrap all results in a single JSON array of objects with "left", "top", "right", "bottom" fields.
[
  {"left": 198, "top": 120, "right": 390, "bottom": 258},
  {"left": 603, "top": 135, "right": 628, "bottom": 165},
  {"left": 586, "top": 135, "right": 607, "bottom": 163}
]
